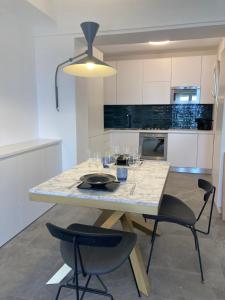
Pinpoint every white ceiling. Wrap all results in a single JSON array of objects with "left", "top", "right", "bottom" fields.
[{"left": 98, "top": 37, "right": 221, "bottom": 58}]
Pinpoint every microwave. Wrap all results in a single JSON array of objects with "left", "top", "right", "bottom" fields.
[{"left": 171, "top": 86, "right": 200, "bottom": 104}]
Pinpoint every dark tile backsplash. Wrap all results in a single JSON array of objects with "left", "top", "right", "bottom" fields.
[{"left": 104, "top": 104, "right": 213, "bottom": 130}]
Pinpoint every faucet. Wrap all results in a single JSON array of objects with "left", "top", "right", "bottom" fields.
[{"left": 126, "top": 114, "right": 132, "bottom": 128}]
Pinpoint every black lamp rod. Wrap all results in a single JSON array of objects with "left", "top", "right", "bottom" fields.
[
  {"left": 54, "top": 22, "right": 99, "bottom": 111},
  {"left": 55, "top": 50, "right": 87, "bottom": 111}
]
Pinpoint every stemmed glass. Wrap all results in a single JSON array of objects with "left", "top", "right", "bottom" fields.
[
  {"left": 101, "top": 151, "right": 116, "bottom": 169},
  {"left": 112, "top": 145, "right": 120, "bottom": 161},
  {"left": 87, "top": 150, "right": 101, "bottom": 170},
  {"left": 134, "top": 152, "right": 141, "bottom": 167}
]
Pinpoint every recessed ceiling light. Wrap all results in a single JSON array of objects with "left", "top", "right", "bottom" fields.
[{"left": 148, "top": 40, "right": 171, "bottom": 45}]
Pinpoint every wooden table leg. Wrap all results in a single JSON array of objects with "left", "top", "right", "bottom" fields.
[
  {"left": 128, "top": 213, "right": 161, "bottom": 236},
  {"left": 121, "top": 213, "right": 150, "bottom": 296},
  {"left": 94, "top": 209, "right": 124, "bottom": 228}
]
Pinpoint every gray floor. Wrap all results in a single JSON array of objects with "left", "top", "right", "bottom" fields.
[{"left": 0, "top": 172, "right": 225, "bottom": 300}]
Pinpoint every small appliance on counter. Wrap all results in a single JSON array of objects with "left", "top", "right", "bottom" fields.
[
  {"left": 116, "top": 154, "right": 129, "bottom": 166},
  {"left": 195, "top": 118, "right": 213, "bottom": 130}
]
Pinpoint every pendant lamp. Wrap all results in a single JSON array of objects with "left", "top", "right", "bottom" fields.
[{"left": 55, "top": 21, "right": 116, "bottom": 111}]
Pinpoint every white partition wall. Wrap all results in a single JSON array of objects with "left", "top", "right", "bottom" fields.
[
  {"left": 35, "top": 35, "right": 77, "bottom": 170},
  {"left": 0, "top": 140, "right": 62, "bottom": 247}
]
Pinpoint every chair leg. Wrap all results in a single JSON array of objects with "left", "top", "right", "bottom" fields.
[
  {"left": 55, "top": 285, "right": 64, "bottom": 300},
  {"left": 75, "top": 273, "right": 80, "bottom": 300},
  {"left": 96, "top": 275, "right": 108, "bottom": 293},
  {"left": 190, "top": 227, "right": 197, "bottom": 250},
  {"left": 55, "top": 275, "right": 114, "bottom": 300},
  {"left": 128, "top": 257, "right": 141, "bottom": 297},
  {"left": 146, "top": 221, "right": 158, "bottom": 274},
  {"left": 193, "top": 229, "right": 204, "bottom": 282},
  {"left": 80, "top": 275, "right": 92, "bottom": 300}
]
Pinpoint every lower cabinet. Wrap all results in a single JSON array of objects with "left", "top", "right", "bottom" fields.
[
  {"left": 167, "top": 133, "right": 198, "bottom": 168},
  {"left": 197, "top": 134, "right": 214, "bottom": 169},
  {"left": 107, "top": 131, "right": 214, "bottom": 170},
  {"left": 167, "top": 133, "right": 214, "bottom": 169},
  {"left": 110, "top": 131, "right": 139, "bottom": 153}
]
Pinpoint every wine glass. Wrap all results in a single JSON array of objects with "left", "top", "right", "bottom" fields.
[
  {"left": 94, "top": 152, "right": 101, "bottom": 170},
  {"left": 128, "top": 155, "right": 135, "bottom": 166},
  {"left": 112, "top": 145, "right": 120, "bottom": 158},
  {"left": 87, "top": 149, "right": 94, "bottom": 168}
]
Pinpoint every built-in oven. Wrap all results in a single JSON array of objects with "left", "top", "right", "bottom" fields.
[
  {"left": 139, "top": 133, "right": 167, "bottom": 160},
  {"left": 171, "top": 86, "right": 200, "bottom": 104}
]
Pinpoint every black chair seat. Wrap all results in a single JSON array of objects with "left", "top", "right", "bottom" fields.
[
  {"left": 158, "top": 194, "right": 197, "bottom": 226},
  {"left": 144, "top": 194, "right": 196, "bottom": 226},
  {"left": 60, "top": 223, "right": 136, "bottom": 275}
]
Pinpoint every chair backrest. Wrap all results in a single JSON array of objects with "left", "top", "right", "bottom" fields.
[
  {"left": 47, "top": 223, "right": 123, "bottom": 276},
  {"left": 196, "top": 179, "right": 216, "bottom": 235},
  {"left": 46, "top": 222, "right": 122, "bottom": 247}
]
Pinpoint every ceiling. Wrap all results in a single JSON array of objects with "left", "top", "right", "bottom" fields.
[{"left": 97, "top": 37, "right": 221, "bottom": 58}]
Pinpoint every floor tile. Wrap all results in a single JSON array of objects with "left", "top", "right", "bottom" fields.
[{"left": 0, "top": 172, "right": 224, "bottom": 300}]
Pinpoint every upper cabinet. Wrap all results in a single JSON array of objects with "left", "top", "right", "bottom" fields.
[
  {"left": 200, "top": 55, "right": 216, "bottom": 104},
  {"left": 104, "top": 61, "right": 117, "bottom": 105},
  {"left": 142, "top": 58, "right": 171, "bottom": 104},
  {"left": 171, "top": 56, "right": 202, "bottom": 87},
  {"left": 104, "top": 55, "right": 216, "bottom": 106},
  {"left": 116, "top": 60, "right": 142, "bottom": 105},
  {"left": 143, "top": 81, "right": 171, "bottom": 104},
  {"left": 143, "top": 58, "right": 171, "bottom": 82}
]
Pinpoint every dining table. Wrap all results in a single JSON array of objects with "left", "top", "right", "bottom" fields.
[{"left": 29, "top": 159, "right": 170, "bottom": 296}]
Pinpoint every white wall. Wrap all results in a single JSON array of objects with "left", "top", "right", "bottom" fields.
[
  {"left": 88, "top": 48, "right": 104, "bottom": 139},
  {"left": 34, "top": 35, "right": 77, "bottom": 170},
  {"left": 75, "top": 42, "right": 105, "bottom": 163},
  {"left": 25, "top": 0, "right": 55, "bottom": 18},
  {"left": 217, "top": 38, "right": 225, "bottom": 60},
  {"left": 213, "top": 46, "right": 225, "bottom": 209},
  {"left": 75, "top": 40, "right": 89, "bottom": 163},
  {"left": 35, "top": 0, "right": 225, "bottom": 37},
  {"left": 0, "top": 14, "right": 38, "bottom": 146}
]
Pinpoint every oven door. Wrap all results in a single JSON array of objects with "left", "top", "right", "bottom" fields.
[{"left": 139, "top": 133, "right": 167, "bottom": 160}]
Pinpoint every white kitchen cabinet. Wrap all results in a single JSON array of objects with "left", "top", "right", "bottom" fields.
[
  {"left": 197, "top": 134, "right": 214, "bottom": 169},
  {"left": 143, "top": 81, "right": 171, "bottom": 104},
  {"left": 104, "top": 61, "right": 117, "bottom": 105},
  {"left": 117, "top": 60, "right": 142, "bottom": 105},
  {"left": 110, "top": 131, "right": 139, "bottom": 153},
  {"left": 171, "top": 56, "right": 202, "bottom": 87},
  {"left": 200, "top": 55, "right": 216, "bottom": 104},
  {"left": 167, "top": 133, "right": 198, "bottom": 167},
  {"left": 143, "top": 58, "right": 171, "bottom": 82}
]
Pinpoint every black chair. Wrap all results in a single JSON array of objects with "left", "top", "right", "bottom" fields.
[
  {"left": 46, "top": 222, "right": 141, "bottom": 300},
  {"left": 143, "top": 179, "right": 216, "bottom": 282}
]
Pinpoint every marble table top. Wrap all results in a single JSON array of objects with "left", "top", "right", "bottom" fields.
[{"left": 29, "top": 160, "right": 170, "bottom": 214}]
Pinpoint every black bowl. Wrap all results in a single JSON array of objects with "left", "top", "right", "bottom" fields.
[{"left": 80, "top": 173, "right": 116, "bottom": 186}]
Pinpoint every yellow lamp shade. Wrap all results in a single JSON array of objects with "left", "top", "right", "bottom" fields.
[{"left": 63, "top": 56, "right": 117, "bottom": 78}]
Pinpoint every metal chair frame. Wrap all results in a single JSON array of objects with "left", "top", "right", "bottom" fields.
[
  {"left": 46, "top": 223, "right": 141, "bottom": 300},
  {"left": 144, "top": 179, "right": 216, "bottom": 282}
]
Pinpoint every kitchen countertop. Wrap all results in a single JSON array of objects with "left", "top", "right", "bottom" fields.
[{"left": 104, "top": 129, "right": 214, "bottom": 134}]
